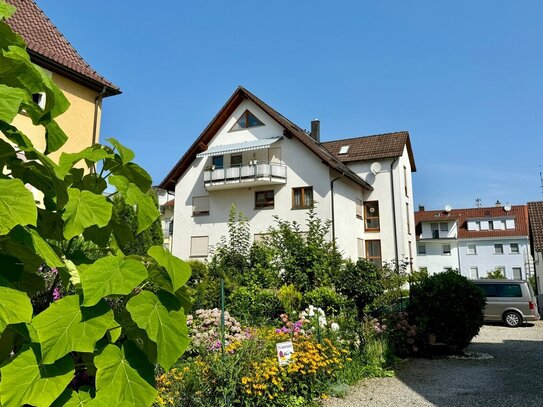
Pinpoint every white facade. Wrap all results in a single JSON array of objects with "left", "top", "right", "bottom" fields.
[
  {"left": 155, "top": 188, "right": 175, "bottom": 252},
  {"left": 163, "top": 89, "right": 417, "bottom": 269},
  {"left": 458, "top": 238, "right": 531, "bottom": 279},
  {"left": 416, "top": 219, "right": 459, "bottom": 274}
]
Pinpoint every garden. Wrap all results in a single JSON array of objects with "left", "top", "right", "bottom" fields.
[{"left": 153, "top": 207, "right": 488, "bottom": 406}]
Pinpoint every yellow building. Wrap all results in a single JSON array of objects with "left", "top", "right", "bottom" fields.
[{"left": 5, "top": 0, "right": 120, "bottom": 160}]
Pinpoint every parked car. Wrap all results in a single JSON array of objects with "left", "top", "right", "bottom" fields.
[{"left": 472, "top": 280, "right": 540, "bottom": 327}]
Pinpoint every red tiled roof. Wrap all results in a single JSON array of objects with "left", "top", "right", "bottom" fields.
[
  {"left": 159, "top": 86, "right": 374, "bottom": 192},
  {"left": 321, "top": 132, "right": 416, "bottom": 172},
  {"left": 5, "top": 0, "right": 120, "bottom": 96},
  {"left": 528, "top": 201, "right": 543, "bottom": 251},
  {"left": 415, "top": 205, "right": 529, "bottom": 239},
  {"left": 163, "top": 199, "right": 175, "bottom": 207}
]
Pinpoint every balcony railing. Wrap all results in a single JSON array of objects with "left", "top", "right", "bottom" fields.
[{"left": 203, "top": 162, "right": 287, "bottom": 190}]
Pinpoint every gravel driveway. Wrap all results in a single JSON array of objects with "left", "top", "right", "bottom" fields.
[{"left": 326, "top": 321, "right": 543, "bottom": 406}]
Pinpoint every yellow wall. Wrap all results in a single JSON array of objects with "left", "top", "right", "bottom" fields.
[{"left": 10, "top": 71, "right": 102, "bottom": 163}]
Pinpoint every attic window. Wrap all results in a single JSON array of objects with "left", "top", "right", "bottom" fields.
[
  {"left": 338, "top": 145, "right": 350, "bottom": 155},
  {"left": 229, "top": 110, "right": 264, "bottom": 131}
]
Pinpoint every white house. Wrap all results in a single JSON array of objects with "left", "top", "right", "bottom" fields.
[
  {"left": 416, "top": 204, "right": 533, "bottom": 279},
  {"left": 155, "top": 188, "right": 175, "bottom": 252},
  {"left": 159, "top": 87, "right": 417, "bottom": 268}
]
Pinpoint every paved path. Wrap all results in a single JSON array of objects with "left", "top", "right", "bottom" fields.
[{"left": 326, "top": 321, "right": 543, "bottom": 406}]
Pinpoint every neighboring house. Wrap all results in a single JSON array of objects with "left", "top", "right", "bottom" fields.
[
  {"left": 155, "top": 188, "right": 175, "bottom": 252},
  {"left": 5, "top": 0, "right": 120, "bottom": 160},
  {"left": 527, "top": 201, "right": 543, "bottom": 294},
  {"left": 416, "top": 204, "right": 534, "bottom": 280},
  {"left": 160, "top": 86, "right": 417, "bottom": 268}
]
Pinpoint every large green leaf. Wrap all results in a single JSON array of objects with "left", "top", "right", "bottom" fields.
[
  {"left": 109, "top": 175, "right": 159, "bottom": 233},
  {"left": 0, "top": 83, "right": 30, "bottom": 123},
  {"left": 0, "top": 344, "right": 74, "bottom": 407},
  {"left": 94, "top": 342, "right": 157, "bottom": 406},
  {"left": 107, "top": 138, "right": 135, "bottom": 165},
  {"left": 126, "top": 290, "right": 188, "bottom": 370},
  {"left": 0, "top": 286, "right": 33, "bottom": 334},
  {"left": 81, "top": 255, "right": 147, "bottom": 307},
  {"left": 62, "top": 188, "right": 112, "bottom": 240},
  {"left": 58, "top": 146, "right": 113, "bottom": 176},
  {"left": 148, "top": 245, "right": 191, "bottom": 293},
  {"left": 0, "top": 178, "right": 37, "bottom": 235},
  {"left": 44, "top": 120, "right": 68, "bottom": 155},
  {"left": 0, "top": 2, "right": 16, "bottom": 20},
  {"left": 32, "top": 295, "right": 116, "bottom": 364},
  {"left": 52, "top": 387, "right": 94, "bottom": 407},
  {"left": 2, "top": 226, "right": 64, "bottom": 271},
  {"left": 118, "top": 162, "right": 153, "bottom": 192}
]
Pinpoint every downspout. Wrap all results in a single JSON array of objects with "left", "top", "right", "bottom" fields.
[
  {"left": 456, "top": 220, "right": 462, "bottom": 274},
  {"left": 330, "top": 173, "right": 344, "bottom": 247},
  {"left": 92, "top": 86, "right": 107, "bottom": 146},
  {"left": 390, "top": 158, "right": 399, "bottom": 267}
]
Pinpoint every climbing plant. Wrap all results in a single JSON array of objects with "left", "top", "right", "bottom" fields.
[{"left": 0, "top": 3, "right": 190, "bottom": 406}]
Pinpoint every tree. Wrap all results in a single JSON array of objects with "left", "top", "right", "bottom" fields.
[
  {"left": 0, "top": 4, "right": 190, "bottom": 405},
  {"left": 485, "top": 267, "right": 506, "bottom": 279}
]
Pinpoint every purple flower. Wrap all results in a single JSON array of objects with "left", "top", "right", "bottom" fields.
[{"left": 53, "top": 287, "right": 61, "bottom": 301}]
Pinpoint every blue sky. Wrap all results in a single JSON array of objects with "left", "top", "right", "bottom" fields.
[{"left": 38, "top": 0, "right": 543, "bottom": 209}]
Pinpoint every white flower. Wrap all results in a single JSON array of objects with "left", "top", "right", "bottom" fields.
[{"left": 331, "top": 322, "right": 340, "bottom": 331}]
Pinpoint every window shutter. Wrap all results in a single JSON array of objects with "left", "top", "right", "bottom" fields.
[
  {"left": 190, "top": 236, "right": 209, "bottom": 257},
  {"left": 480, "top": 221, "right": 489, "bottom": 230},
  {"left": 356, "top": 199, "right": 363, "bottom": 219},
  {"left": 505, "top": 219, "right": 515, "bottom": 229},
  {"left": 357, "top": 238, "right": 364, "bottom": 258},
  {"left": 193, "top": 196, "right": 210, "bottom": 215}
]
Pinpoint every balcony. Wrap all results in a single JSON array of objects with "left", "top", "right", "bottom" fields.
[{"left": 204, "top": 161, "right": 287, "bottom": 191}]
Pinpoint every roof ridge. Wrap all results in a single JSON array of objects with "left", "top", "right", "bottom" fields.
[{"left": 321, "top": 131, "right": 409, "bottom": 144}]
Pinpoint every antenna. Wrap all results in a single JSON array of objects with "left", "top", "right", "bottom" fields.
[
  {"left": 475, "top": 198, "right": 482, "bottom": 208},
  {"left": 540, "top": 167, "right": 543, "bottom": 198}
]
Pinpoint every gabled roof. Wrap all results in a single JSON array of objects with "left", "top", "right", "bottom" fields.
[
  {"left": 5, "top": 0, "right": 120, "bottom": 96},
  {"left": 528, "top": 201, "right": 543, "bottom": 251},
  {"left": 159, "top": 86, "right": 373, "bottom": 192},
  {"left": 321, "top": 132, "right": 416, "bottom": 171},
  {"left": 415, "top": 205, "right": 529, "bottom": 240}
]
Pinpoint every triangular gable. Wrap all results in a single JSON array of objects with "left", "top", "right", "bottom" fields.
[{"left": 159, "top": 86, "right": 372, "bottom": 192}]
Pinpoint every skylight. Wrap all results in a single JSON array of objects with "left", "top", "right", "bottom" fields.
[{"left": 339, "top": 145, "right": 350, "bottom": 155}]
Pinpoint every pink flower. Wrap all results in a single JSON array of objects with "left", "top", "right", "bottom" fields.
[{"left": 53, "top": 288, "right": 61, "bottom": 301}]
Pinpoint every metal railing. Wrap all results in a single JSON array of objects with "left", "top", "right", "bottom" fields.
[{"left": 204, "top": 162, "right": 287, "bottom": 185}]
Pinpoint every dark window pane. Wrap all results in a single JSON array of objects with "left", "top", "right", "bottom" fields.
[
  {"left": 212, "top": 155, "right": 223, "bottom": 168},
  {"left": 476, "top": 284, "right": 498, "bottom": 297},
  {"left": 499, "top": 284, "right": 522, "bottom": 297}
]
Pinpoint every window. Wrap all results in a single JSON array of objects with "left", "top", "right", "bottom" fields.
[
  {"left": 212, "top": 155, "right": 224, "bottom": 169},
  {"left": 442, "top": 244, "right": 451, "bottom": 255},
  {"left": 192, "top": 196, "right": 210, "bottom": 216},
  {"left": 431, "top": 223, "right": 439, "bottom": 239},
  {"left": 364, "top": 201, "right": 380, "bottom": 231},
  {"left": 469, "top": 267, "right": 479, "bottom": 279},
  {"left": 417, "top": 244, "right": 426, "bottom": 255},
  {"left": 406, "top": 203, "right": 411, "bottom": 234},
  {"left": 32, "top": 92, "right": 46, "bottom": 109},
  {"left": 229, "top": 109, "right": 264, "bottom": 131},
  {"left": 292, "top": 187, "right": 313, "bottom": 209},
  {"left": 494, "top": 243, "right": 504, "bottom": 254},
  {"left": 357, "top": 238, "right": 364, "bottom": 259},
  {"left": 499, "top": 284, "right": 522, "bottom": 297},
  {"left": 512, "top": 267, "right": 522, "bottom": 279},
  {"left": 190, "top": 236, "right": 209, "bottom": 257},
  {"left": 408, "top": 242, "right": 413, "bottom": 272},
  {"left": 467, "top": 243, "right": 477, "bottom": 255},
  {"left": 365, "top": 240, "right": 381, "bottom": 266},
  {"left": 254, "top": 233, "right": 270, "bottom": 243},
  {"left": 443, "top": 267, "right": 454, "bottom": 272},
  {"left": 255, "top": 190, "right": 274, "bottom": 209},
  {"left": 355, "top": 198, "right": 363, "bottom": 219},
  {"left": 488, "top": 220, "right": 494, "bottom": 231},
  {"left": 230, "top": 154, "right": 242, "bottom": 167},
  {"left": 419, "top": 267, "right": 428, "bottom": 274},
  {"left": 510, "top": 243, "right": 519, "bottom": 254},
  {"left": 439, "top": 223, "right": 448, "bottom": 233},
  {"left": 168, "top": 220, "right": 173, "bottom": 236},
  {"left": 339, "top": 145, "right": 350, "bottom": 155},
  {"left": 403, "top": 166, "right": 408, "bottom": 196}
]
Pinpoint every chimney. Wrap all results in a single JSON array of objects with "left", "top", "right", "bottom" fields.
[
  {"left": 418, "top": 204, "right": 425, "bottom": 212},
  {"left": 495, "top": 200, "right": 502, "bottom": 207},
  {"left": 310, "top": 119, "right": 320, "bottom": 142}
]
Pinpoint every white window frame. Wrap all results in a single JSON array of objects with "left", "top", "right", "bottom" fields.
[
  {"left": 509, "top": 243, "right": 519, "bottom": 254},
  {"left": 469, "top": 266, "right": 479, "bottom": 279},
  {"left": 190, "top": 236, "right": 209, "bottom": 258},
  {"left": 442, "top": 244, "right": 451, "bottom": 255},
  {"left": 467, "top": 243, "right": 477, "bottom": 255},
  {"left": 417, "top": 244, "right": 426, "bottom": 255},
  {"left": 512, "top": 267, "right": 522, "bottom": 280},
  {"left": 494, "top": 243, "right": 504, "bottom": 255}
]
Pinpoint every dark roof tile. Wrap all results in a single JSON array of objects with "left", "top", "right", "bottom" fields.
[
  {"left": 5, "top": 0, "right": 120, "bottom": 95},
  {"left": 528, "top": 201, "right": 543, "bottom": 251}
]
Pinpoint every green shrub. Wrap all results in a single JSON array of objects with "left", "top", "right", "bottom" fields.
[
  {"left": 277, "top": 284, "right": 303, "bottom": 316},
  {"left": 408, "top": 270, "right": 486, "bottom": 352},
  {"left": 302, "top": 286, "right": 349, "bottom": 316},
  {"left": 334, "top": 259, "right": 385, "bottom": 318},
  {"left": 228, "top": 286, "right": 284, "bottom": 325}
]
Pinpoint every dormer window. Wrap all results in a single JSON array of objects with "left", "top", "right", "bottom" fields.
[
  {"left": 229, "top": 110, "right": 264, "bottom": 131},
  {"left": 339, "top": 145, "right": 350, "bottom": 155}
]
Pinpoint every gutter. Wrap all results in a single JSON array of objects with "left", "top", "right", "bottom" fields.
[
  {"left": 330, "top": 173, "right": 344, "bottom": 247},
  {"left": 390, "top": 158, "right": 399, "bottom": 267},
  {"left": 92, "top": 86, "right": 107, "bottom": 146}
]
